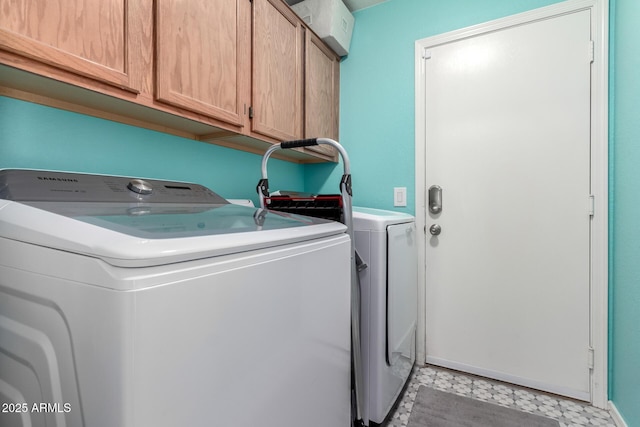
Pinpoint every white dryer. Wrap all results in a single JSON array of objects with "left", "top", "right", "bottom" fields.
[
  {"left": 0, "top": 169, "right": 352, "bottom": 427},
  {"left": 353, "top": 207, "right": 417, "bottom": 426}
]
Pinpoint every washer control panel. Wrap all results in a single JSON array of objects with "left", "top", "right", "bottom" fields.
[{"left": 0, "top": 169, "right": 228, "bottom": 204}]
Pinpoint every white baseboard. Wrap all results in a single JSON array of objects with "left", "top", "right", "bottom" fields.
[{"left": 609, "top": 401, "right": 629, "bottom": 427}]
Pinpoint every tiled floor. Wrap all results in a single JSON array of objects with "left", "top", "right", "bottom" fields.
[{"left": 386, "top": 365, "right": 616, "bottom": 427}]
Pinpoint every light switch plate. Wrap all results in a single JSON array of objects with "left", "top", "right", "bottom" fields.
[{"left": 394, "top": 187, "right": 407, "bottom": 207}]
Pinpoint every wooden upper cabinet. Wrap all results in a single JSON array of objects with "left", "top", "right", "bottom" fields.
[
  {"left": 251, "top": 0, "right": 304, "bottom": 142},
  {"left": 0, "top": 0, "right": 340, "bottom": 162},
  {"left": 155, "top": 0, "right": 247, "bottom": 128},
  {"left": 0, "top": 0, "right": 144, "bottom": 92},
  {"left": 304, "top": 31, "right": 340, "bottom": 158}
]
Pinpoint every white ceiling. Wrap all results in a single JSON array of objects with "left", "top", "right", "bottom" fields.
[
  {"left": 285, "top": 0, "right": 388, "bottom": 12},
  {"left": 342, "top": 0, "right": 387, "bottom": 12}
]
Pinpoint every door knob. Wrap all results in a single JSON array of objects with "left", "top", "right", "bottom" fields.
[{"left": 429, "top": 224, "right": 441, "bottom": 236}]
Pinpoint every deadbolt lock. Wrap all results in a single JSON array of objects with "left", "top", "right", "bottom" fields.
[{"left": 428, "top": 185, "right": 442, "bottom": 214}]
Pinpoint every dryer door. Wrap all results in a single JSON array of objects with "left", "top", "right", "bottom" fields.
[{"left": 387, "top": 222, "right": 418, "bottom": 367}]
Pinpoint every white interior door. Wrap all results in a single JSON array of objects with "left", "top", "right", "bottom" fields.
[{"left": 423, "top": 10, "right": 592, "bottom": 400}]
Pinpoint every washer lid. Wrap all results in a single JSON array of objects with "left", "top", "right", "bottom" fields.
[
  {"left": 0, "top": 200, "right": 346, "bottom": 267},
  {"left": 0, "top": 170, "right": 346, "bottom": 267}
]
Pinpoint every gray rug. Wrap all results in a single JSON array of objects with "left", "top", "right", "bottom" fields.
[{"left": 407, "top": 386, "right": 560, "bottom": 427}]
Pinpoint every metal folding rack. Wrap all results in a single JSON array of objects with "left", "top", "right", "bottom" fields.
[{"left": 257, "top": 138, "right": 366, "bottom": 427}]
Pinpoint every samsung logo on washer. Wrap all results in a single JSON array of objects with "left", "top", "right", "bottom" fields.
[{"left": 37, "top": 176, "right": 78, "bottom": 183}]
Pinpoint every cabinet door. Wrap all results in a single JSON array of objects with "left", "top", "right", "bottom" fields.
[
  {"left": 304, "top": 31, "right": 340, "bottom": 159},
  {"left": 251, "top": 0, "right": 304, "bottom": 141},
  {"left": 0, "top": 0, "right": 143, "bottom": 92},
  {"left": 156, "top": 0, "right": 247, "bottom": 127}
]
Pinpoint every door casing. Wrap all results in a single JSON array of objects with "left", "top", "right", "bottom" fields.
[{"left": 414, "top": 0, "right": 609, "bottom": 408}]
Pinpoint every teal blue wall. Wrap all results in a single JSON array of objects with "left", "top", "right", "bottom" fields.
[
  {"left": 311, "top": 0, "right": 639, "bottom": 425},
  {"left": 610, "top": 0, "right": 640, "bottom": 424},
  {"left": 0, "top": 96, "right": 304, "bottom": 205}
]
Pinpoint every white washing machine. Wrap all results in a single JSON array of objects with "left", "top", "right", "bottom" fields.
[
  {"left": 0, "top": 169, "right": 352, "bottom": 427},
  {"left": 353, "top": 207, "right": 417, "bottom": 426}
]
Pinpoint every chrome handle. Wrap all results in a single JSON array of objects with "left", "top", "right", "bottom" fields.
[
  {"left": 429, "top": 224, "right": 441, "bottom": 236},
  {"left": 429, "top": 185, "right": 442, "bottom": 214}
]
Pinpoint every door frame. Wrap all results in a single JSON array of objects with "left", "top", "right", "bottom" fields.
[{"left": 414, "top": 0, "right": 609, "bottom": 408}]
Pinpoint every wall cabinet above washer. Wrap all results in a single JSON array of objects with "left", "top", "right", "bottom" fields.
[
  {"left": 0, "top": 0, "right": 146, "bottom": 93},
  {"left": 251, "top": 0, "right": 305, "bottom": 142},
  {"left": 303, "top": 31, "right": 340, "bottom": 159},
  {"left": 155, "top": 0, "right": 249, "bottom": 129}
]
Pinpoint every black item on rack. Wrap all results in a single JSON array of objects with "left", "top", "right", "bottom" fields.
[{"left": 264, "top": 194, "right": 343, "bottom": 222}]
